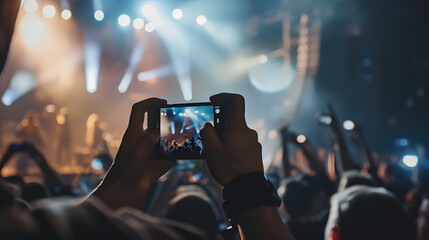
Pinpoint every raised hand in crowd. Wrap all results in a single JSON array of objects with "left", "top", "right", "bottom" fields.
[
  {"left": 90, "top": 98, "right": 175, "bottom": 209},
  {"left": 201, "top": 93, "right": 294, "bottom": 240}
]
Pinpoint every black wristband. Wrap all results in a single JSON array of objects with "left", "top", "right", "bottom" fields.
[{"left": 222, "top": 171, "right": 281, "bottom": 224}]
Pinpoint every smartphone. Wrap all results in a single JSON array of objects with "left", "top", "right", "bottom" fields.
[
  {"left": 148, "top": 102, "right": 225, "bottom": 160},
  {"left": 317, "top": 113, "right": 333, "bottom": 126}
]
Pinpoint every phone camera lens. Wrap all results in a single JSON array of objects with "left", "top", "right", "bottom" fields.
[{"left": 215, "top": 108, "right": 220, "bottom": 114}]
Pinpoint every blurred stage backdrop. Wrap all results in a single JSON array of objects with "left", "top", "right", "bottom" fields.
[{"left": 0, "top": 0, "right": 428, "bottom": 168}]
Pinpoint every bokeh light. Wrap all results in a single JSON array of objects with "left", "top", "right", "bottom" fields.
[
  {"left": 343, "top": 120, "right": 355, "bottom": 130},
  {"left": 133, "top": 18, "right": 144, "bottom": 30},
  {"left": 118, "top": 14, "right": 131, "bottom": 27},
  {"left": 61, "top": 9, "right": 72, "bottom": 20},
  {"left": 297, "top": 134, "right": 307, "bottom": 143},
  {"left": 172, "top": 9, "right": 183, "bottom": 20},
  {"left": 42, "top": 5, "right": 56, "bottom": 19},
  {"left": 402, "top": 155, "right": 418, "bottom": 167},
  {"left": 94, "top": 10, "right": 104, "bottom": 21},
  {"left": 24, "top": 0, "right": 38, "bottom": 13},
  {"left": 196, "top": 15, "right": 207, "bottom": 26},
  {"left": 145, "top": 22, "right": 156, "bottom": 32}
]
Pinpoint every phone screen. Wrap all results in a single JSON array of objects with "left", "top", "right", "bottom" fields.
[{"left": 158, "top": 104, "right": 216, "bottom": 159}]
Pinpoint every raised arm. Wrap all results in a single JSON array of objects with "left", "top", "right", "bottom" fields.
[
  {"left": 279, "top": 126, "right": 293, "bottom": 178},
  {"left": 289, "top": 133, "right": 325, "bottom": 174},
  {"left": 328, "top": 104, "right": 358, "bottom": 172},
  {"left": 201, "top": 93, "right": 294, "bottom": 240},
  {"left": 353, "top": 124, "right": 382, "bottom": 184},
  {"left": 89, "top": 98, "right": 175, "bottom": 209}
]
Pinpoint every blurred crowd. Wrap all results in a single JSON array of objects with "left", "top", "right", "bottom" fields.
[{"left": 1, "top": 96, "right": 428, "bottom": 240}]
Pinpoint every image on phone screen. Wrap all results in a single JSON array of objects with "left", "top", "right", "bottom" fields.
[{"left": 158, "top": 105, "right": 214, "bottom": 159}]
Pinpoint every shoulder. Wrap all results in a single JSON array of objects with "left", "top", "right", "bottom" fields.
[{"left": 31, "top": 197, "right": 211, "bottom": 240}]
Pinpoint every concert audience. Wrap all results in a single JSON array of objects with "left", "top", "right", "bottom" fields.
[{"left": 0, "top": 2, "right": 428, "bottom": 240}]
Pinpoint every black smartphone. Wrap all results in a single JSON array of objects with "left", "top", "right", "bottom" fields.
[
  {"left": 148, "top": 102, "right": 225, "bottom": 160},
  {"left": 317, "top": 113, "right": 333, "bottom": 126}
]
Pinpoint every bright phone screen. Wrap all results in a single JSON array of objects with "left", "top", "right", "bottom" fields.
[{"left": 159, "top": 105, "right": 214, "bottom": 158}]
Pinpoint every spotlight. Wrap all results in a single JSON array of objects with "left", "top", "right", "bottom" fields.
[
  {"left": 402, "top": 155, "right": 418, "bottom": 168},
  {"left": 61, "top": 9, "right": 72, "bottom": 20},
  {"left": 118, "top": 42, "right": 145, "bottom": 93},
  {"left": 343, "top": 120, "right": 355, "bottom": 130},
  {"left": 137, "top": 65, "right": 173, "bottom": 81},
  {"left": 42, "top": 5, "right": 56, "bottom": 18},
  {"left": 145, "top": 22, "right": 155, "bottom": 32},
  {"left": 118, "top": 14, "right": 130, "bottom": 27},
  {"left": 296, "top": 135, "right": 306, "bottom": 143},
  {"left": 1, "top": 71, "right": 37, "bottom": 106},
  {"left": 196, "top": 15, "right": 207, "bottom": 26},
  {"left": 24, "top": 0, "right": 38, "bottom": 13},
  {"left": 94, "top": 10, "right": 104, "bottom": 21},
  {"left": 133, "top": 18, "right": 144, "bottom": 30},
  {"left": 84, "top": 40, "right": 101, "bottom": 93},
  {"left": 172, "top": 9, "right": 183, "bottom": 19}
]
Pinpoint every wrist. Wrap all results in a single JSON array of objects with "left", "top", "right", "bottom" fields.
[
  {"left": 222, "top": 171, "right": 281, "bottom": 224},
  {"left": 92, "top": 179, "right": 149, "bottom": 209}
]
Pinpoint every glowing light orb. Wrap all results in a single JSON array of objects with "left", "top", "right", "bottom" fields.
[
  {"left": 42, "top": 5, "right": 56, "bottom": 18},
  {"left": 259, "top": 54, "right": 268, "bottom": 64},
  {"left": 343, "top": 120, "right": 355, "bottom": 130},
  {"left": 24, "top": 0, "right": 38, "bottom": 13},
  {"left": 91, "top": 158, "right": 103, "bottom": 170},
  {"left": 172, "top": 9, "right": 183, "bottom": 19},
  {"left": 94, "top": 10, "right": 104, "bottom": 21},
  {"left": 118, "top": 14, "right": 131, "bottom": 27},
  {"left": 133, "top": 18, "right": 144, "bottom": 29},
  {"left": 297, "top": 135, "right": 306, "bottom": 143},
  {"left": 45, "top": 104, "right": 56, "bottom": 113},
  {"left": 402, "top": 155, "right": 418, "bottom": 167},
  {"left": 196, "top": 15, "right": 207, "bottom": 26},
  {"left": 145, "top": 22, "right": 155, "bottom": 32},
  {"left": 61, "top": 9, "right": 72, "bottom": 20}
]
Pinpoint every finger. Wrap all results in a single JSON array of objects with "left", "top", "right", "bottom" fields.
[
  {"left": 200, "top": 123, "right": 222, "bottom": 159},
  {"left": 249, "top": 129, "right": 259, "bottom": 142},
  {"left": 210, "top": 93, "right": 246, "bottom": 127},
  {"left": 133, "top": 134, "right": 160, "bottom": 164},
  {"left": 145, "top": 159, "right": 176, "bottom": 179},
  {"left": 127, "top": 98, "right": 167, "bottom": 134}
]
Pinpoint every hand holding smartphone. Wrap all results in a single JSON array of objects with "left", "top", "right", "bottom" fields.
[{"left": 148, "top": 102, "right": 225, "bottom": 160}]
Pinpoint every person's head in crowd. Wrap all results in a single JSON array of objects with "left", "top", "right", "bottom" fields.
[
  {"left": 20, "top": 183, "right": 48, "bottom": 204},
  {"left": 337, "top": 170, "right": 375, "bottom": 192},
  {"left": 279, "top": 175, "right": 325, "bottom": 221},
  {"left": 2, "top": 176, "right": 48, "bottom": 204},
  {"left": 165, "top": 185, "right": 221, "bottom": 236},
  {"left": 382, "top": 163, "right": 414, "bottom": 202},
  {"left": 417, "top": 197, "right": 429, "bottom": 240},
  {"left": 325, "top": 185, "right": 410, "bottom": 240}
]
